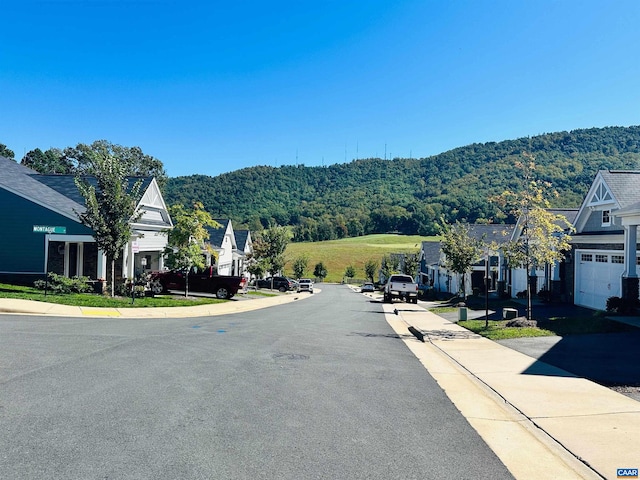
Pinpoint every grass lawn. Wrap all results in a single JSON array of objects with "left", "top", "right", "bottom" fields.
[
  {"left": 429, "top": 297, "right": 637, "bottom": 340},
  {"left": 457, "top": 320, "right": 556, "bottom": 340},
  {"left": 0, "top": 283, "right": 224, "bottom": 308},
  {"left": 285, "top": 234, "right": 438, "bottom": 283}
]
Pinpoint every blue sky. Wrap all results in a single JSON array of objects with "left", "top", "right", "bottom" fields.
[{"left": 2, "top": 1, "right": 639, "bottom": 178}]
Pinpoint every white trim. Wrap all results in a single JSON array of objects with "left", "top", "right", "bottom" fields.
[{"left": 574, "top": 171, "right": 621, "bottom": 233}]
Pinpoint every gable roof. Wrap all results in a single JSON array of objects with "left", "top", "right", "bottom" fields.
[
  {"left": 235, "top": 229, "right": 251, "bottom": 250},
  {"left": 467, "top": 224, "right": 514, "bottom": 245},
  {"left": 34, "top": 175, "right": 153, "bottom": 206},
  {"left": 599, "top": 170, "right": 640, "bottom": 209},
  {"left": 420, "top": 241, "right": 441, "bottom": 265},
  {"left": 206, "top": 219, "right": 233, "bottom": 248},
  {"left": 574, "top": 170, "right": 640, "bottom": 232},
  {"left": 0, "top": 155, "right": 169, "bottom": 228},
  {"left": 0, "top": 156, "right": 86, "bottom": 221}
]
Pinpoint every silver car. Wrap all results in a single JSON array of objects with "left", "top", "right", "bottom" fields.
[{"left": 297, "top": 278, "right": 314, "bottom": 293}]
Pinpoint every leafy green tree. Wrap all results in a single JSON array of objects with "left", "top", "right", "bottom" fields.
[
  {"left": 313, "top": 262, "right": 328, "bottom": 281},
  {"left": 402, "top": 253, "right": 419, "bottom": 279},
  {"left": 252, "top": 225, "right": 290, "bottom": 289},
  {"left": 75, "top": 151, "right": 143, "bottom": 297},
  {"left": 364, "top": 259, "right": 378, "bottom": 283},
  {"left": 292, "top": 254, "right": 309, "bottom": 279},
  {"left": 66, "top": 140, "right": 167, "bottom": 187},
  {"left": 493, "top": 155, "right": 574, "bottom": 319},
  {"left": 163, "top": 202, "right": 219, "bottom": 297},
  {"left": 0, "top": 143, "right": 15, "bottom": 160},
  {"left": 21, "top": 148, "right": 72, "bottom": 174},
  {"left": 438, "top": 219, "right": 483, "bottom": 299},
  {"left": 344, "top": 265, "right": 356, "bottom": 281},
  {"left": 380, "top": 254, "right": 400, "bottom": 281}
]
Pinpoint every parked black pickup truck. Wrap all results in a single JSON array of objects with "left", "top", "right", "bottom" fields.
[{"left": 149, "top": 266, "right": 246, "bottom": 299}]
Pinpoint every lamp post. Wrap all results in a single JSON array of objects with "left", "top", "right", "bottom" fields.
[{"left": 485, "top": 248, "right": 489, "bottom": 327}]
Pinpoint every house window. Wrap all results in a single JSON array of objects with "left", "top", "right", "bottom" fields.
[
  {"left": 595, "top": 254, "right": 608, "bottom": 263},
  {"left": 612, "top": 255, "right": 624, "bottom": 264},
  {"left": 581, "top": 253, "right": 593, "bottom": 262},
  {"left": 602, "top": 210, "right": 611, "bottom": 226}
]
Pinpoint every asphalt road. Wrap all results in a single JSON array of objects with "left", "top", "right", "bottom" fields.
[{"left": 0, "top": 284, "right": 513, "bottom": 480}]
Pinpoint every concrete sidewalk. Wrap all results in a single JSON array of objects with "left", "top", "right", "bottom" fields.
[{"left": 383, "top": 302, "right": 640, "bottom": 480}]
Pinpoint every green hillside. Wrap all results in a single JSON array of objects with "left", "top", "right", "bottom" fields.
[{"left": 165, "top": 126, "right": 640, "bottom": 239}]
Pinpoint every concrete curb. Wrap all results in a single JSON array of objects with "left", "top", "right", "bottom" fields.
[{"left": 0, "top": 290, "right": 311, "bottom": 318}]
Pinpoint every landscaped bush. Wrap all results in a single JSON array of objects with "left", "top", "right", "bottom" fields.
[
  {"left": 606, "top": 296, "right": 638, "bottom": 314},
  {"left": 516, "top": 290, "right": 527, "bottom": 299},
  {"left": 34, "top": 273, "right": 92, "bottom": 294},
  {"left": 115, "top": 274, "right": 151, "bottom": 298},
  {"left": 538, "top": 288, "right": 552, "bottom": 302}
]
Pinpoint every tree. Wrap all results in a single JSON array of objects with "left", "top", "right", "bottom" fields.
[
  {"left": 292, "top": 254, "right": 309, "bottom": 279},
  {"left": 253, "top": 225, "right": 290, "bottom": 289},
  {"left": 75, "top": 151, "right": 143, "bottom": 297},
  {"left": 0, "top": 143, "right": 15, "bottom": 160},
  {"left": 344, "top": 265, "right": 356, "bottom": 282},
  {"left": 163, "top": 202, "right": 219, "bottom": 297},
  {"left": 380, "top": 254, "right": 400, "bottom": 281},
  {"left": 21, "top": 148, "right": 72, "bottom": 174},
  {"left": 66, "top": 140, "right": 167, "bottom": 187},
  {"left": 313, "top": 262, "right": 328, "bottom": 281},
  {"left": 402, "top": 253, "right": 419, "bottom": 279},
  {"left": 493, "top": 155, "right": 574, "bottom": 319},
  {"left": 438, "top": 219, "right": 483, "bottom": 299},
  {"left": 364, "top": 259, "right": 378, "bottom": 283}
]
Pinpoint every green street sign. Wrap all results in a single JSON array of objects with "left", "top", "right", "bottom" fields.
[{"left": 33, "top": 225, "right": 67, "bottom": 234}]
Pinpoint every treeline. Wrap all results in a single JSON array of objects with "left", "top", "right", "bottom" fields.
[{"left": 164, "top": 126, "right": 640, "bottom": 240}]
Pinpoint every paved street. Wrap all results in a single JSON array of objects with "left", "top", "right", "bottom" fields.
[{"left": 0, "top": 284, "right": 512, "bottom": 480}]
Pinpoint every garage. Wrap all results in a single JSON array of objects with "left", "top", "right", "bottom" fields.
[{"left": 574, "top": 250, "right": 625, "bottom": 310}]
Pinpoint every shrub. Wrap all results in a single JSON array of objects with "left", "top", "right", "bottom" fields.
[
  {"left": 516, "top": 290, "right": 527, "bottom": 299},
  {"left": 34, "top": 272, "right": 92, "bottom": 294},
  {"left": 606, "top": 296, "right": 638, "bottom": 314},
  {"left": 115, "top": 275, "right": 150, "bottom": 298},
  {"left": 538, "top": 288, "right": 552, "bottom": 302}
]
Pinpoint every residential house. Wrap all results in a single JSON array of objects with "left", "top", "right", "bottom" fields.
[
  {"left": 418, "top": 224, "right": 513, "bottom": 297},
  {"left": 0, "top": 156, "right": 172, "bottom": 286},
  {"left": 234, "top": 229, "right": 253, "bottom": 278},
  {"left": 507, "top": 209, "right": 577, "bottom": 301},
  {"left": 569, "top": 170, "right": 640, "bottom": 310},
  {"left": 205, "top": 219, "right": 237, "bottom": 276}
]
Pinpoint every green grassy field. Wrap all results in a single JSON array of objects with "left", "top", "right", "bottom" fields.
[{"left": 284, "top": 234, "right": 437, "bottom": 283}]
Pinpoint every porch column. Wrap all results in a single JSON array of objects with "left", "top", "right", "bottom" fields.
[{"left": 621, "top": 224, "right": 639, "bottom": 304}]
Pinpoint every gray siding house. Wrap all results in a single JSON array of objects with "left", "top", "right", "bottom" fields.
[{"left": 570, "top": 170, "right": 640, "bottom": 310}]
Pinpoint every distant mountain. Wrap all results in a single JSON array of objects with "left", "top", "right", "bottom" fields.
[{"left": 164, "top": 126, "right": 640, "bottom": 241}]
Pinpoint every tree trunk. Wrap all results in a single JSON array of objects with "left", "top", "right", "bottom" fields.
[{"left": 110, "top": 260, "right": 115, "bottom": 297}]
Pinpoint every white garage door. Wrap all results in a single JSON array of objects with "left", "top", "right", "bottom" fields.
[{"left": 574, "top": 250, "right": 624, "bottom": 310}]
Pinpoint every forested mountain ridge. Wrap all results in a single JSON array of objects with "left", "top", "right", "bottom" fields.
[{"left": 164, "top": 126, "right": 640, "bottom": 241}]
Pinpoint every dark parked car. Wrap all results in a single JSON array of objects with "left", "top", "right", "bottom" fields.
[
  {"left": 149, "top": 266, "right": 246, "bottom": 299},
  {"left": 256, "top": 276, "right": 293, "bottom": 292}
]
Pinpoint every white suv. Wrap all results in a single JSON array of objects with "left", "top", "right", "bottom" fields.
[{"left": 297, "top": 278, "right": 314, "bottom": 293}]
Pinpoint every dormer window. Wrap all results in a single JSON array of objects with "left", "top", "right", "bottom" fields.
[{"left": 602, "top": 210, "right": 611, "bottom": 226}]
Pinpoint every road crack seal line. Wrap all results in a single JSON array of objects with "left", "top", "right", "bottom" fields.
[{"left": 272, "top": 353, "right": 310, "bottom": 361}]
